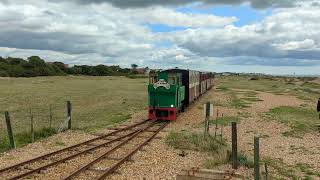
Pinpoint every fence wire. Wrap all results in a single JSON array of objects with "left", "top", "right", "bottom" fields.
[{"left": 0, "top": 103, "right": 69, "bottom": 151}]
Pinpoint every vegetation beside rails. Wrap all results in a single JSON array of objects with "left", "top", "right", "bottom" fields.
[
  {"left": 262, "top": 157, "right": 320, "bottom": 179},
  {"left": 263, "top": 106, "right": 318, "bottom": 136},
  {"left": 165, "top": 130, "right": 229, "bottom": 167},
  {"left": 165, "top": 130, "right": 255, "bottom": 169},
  {"left": 166, "top": 130, "right": 227, "bottom": 152},
  {"left": 209, "top": 116, "right": 240, "bottom": 126},
  {"left": 0, "top": 128, "right": 57, "bottom": 152}
]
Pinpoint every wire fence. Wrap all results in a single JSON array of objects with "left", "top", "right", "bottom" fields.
[{"left": 0, "top": 101, "right": 71, "bottom": 151}]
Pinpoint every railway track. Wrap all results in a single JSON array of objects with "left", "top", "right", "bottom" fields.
[{"left": 0, "top": 119, "right": 169, "bottom": 180}]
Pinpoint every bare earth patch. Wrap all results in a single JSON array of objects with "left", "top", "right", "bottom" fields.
[{"left": 250, "top": 92, "right": 302, "bottom": 113}]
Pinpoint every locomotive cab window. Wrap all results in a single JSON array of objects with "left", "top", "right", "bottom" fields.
[
  {"left": 149, "top": 75, "right": 158, "bottom": 84},
  {"left": 168, "top": 76, "right": 176, "bottom": 85}
]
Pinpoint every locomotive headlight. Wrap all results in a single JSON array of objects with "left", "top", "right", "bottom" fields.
[{"left": 171, "top": 104, "right": 174, "bottom": 107}]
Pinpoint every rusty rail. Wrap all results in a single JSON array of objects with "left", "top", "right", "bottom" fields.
[
  {"left": 97, "top": 122, "right": 168, "bottom": 179},
  {"left": 0, "top": 120, "right": 150, "bottom": 179},
  {"left": 64, "top": 121, "right": 162, "bottom": 180}
]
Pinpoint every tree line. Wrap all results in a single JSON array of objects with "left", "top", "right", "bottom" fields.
[{"left": 0, "top": 56, "right": 134, "bottom": 77}]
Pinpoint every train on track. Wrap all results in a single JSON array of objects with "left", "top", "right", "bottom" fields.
[{"left": 148, "top": 69, "right": 214, "bottom": 121}]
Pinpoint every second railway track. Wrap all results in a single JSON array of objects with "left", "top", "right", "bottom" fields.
[{"left": 0, "top": 119, "right": 169, "bottom": 180}]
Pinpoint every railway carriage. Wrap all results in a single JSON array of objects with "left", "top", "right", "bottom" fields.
[{"left": 148, "top": 69, "right": 214, "bottom": 121}]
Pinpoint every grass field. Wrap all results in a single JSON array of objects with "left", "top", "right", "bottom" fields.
[
  {"left": 215, "top": 76, "right": 320, "bottom": 134},
  {"left": 0, "top": 76, "right": 148, "bottom": 151},
  {"left": 217, "top": 76, "right": 319, "bottom": 102}
]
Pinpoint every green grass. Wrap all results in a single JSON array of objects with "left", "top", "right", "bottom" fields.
[
  {"left": 262, "top": 157, "right": 320, "bottom": 179},
  {"left": 166, "top": 130, "right": 229, "bottom": 168},
  {"left": 230, "top": 98, "right": 251, "bottom": 109},
  {"left": 210, "top": 116, "right": 240, "bottom": 126},
  {"left": 216, "top": 86, "right": 230, "bottom": 91},
  {"left": 264, "top": 106, "right": 319, "bottom": 136},
  {"left": 125, "top": 74, "right": 148, "bottom": 79},
  {"left": 263, "top": 158, "right": 300, "bottom": 179},
  {"left": 237, "top": 153, "right": 254, "bottom": 168},
  {"left": 55, "top": 140, "right": 66, "bottom": 146},
  {"left": 0, "top": 127, "right": 57, "bottom": 152},
  {"left": 296, "top": 163, "right": 320, "bottom": 177},
  {"left": 0, "top": 76, "right": 148, "bottom": 152},
  {"left": 165, "top": 131, "right": 227, "bottom": 152},
  {"left": 217, "top": 76, "right": 319, "bottom": 102}
]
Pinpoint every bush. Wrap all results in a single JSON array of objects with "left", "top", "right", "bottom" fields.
[
  {"left": 0, "top": 70, "right": 9, "bottom": 77},
  {"left": 250, "top": 77, "right": 259, "bottom": 80},
  {"left": 0, "top": 56, "right": 135, "bottom": 77}
]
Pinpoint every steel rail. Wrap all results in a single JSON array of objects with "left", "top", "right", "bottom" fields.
[
  {"left": 97, "top": 122, "right": 168, "bottom": 180},
  {"left": 0, "top": 119, "right": 149, "bottom": 175},
  {"left": 63, "top": 121, "right": 158, "bottom": 180},
  {"left": 7, "top": 129, "right": 141, "bottom": 180}
]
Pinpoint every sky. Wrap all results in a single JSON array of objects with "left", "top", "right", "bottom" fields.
[{"left": 0, "top": 0, "right": 320, "bottom": 75}]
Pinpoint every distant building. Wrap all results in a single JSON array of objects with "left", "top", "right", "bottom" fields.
[{"left": 135, "top": 67, "right": 150, "bottom": 75}]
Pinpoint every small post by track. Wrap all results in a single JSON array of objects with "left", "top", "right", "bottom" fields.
[
  {"left": 5, "top": 111, "right": 16, "bottom": 149},
  {"left": 254, "top": 136, "right": 260, "bottom": 180},
  {"left": 204, "top": 102, "right": 213, "bottom": 138},
  {"left": 49, "top": 104, "right": 53, "bottom": 128},
  {"left": 67, "top": 101, "right": 72, "bottom": 130},
  {"left": 214, "top": 108, "right": 219, "bottom": 138},
  {"left": 231, "top": 122, "right": 238, "bottom": 169},
  {"left": 220, "top": 113, "right": 224, "bottom": 142},
  {"left": 29, "top": 108, "right": 35, "bottom": 143},
  {"left": 264, "top": 162, "right": 269, "bottom": 180}
]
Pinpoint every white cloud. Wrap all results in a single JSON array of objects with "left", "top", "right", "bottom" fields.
[
  {"left": 130, "top": 7, "right": 237, "bottom": 27},
  {"left": 273, "top": 39, "right": 316, "bottom": 51},
  {"left": 69, "top": 0, "right": 303, "bottom": 9},
  {"left": 0, "top": 0, "right": 319, "bottom": 74},
  {"left": 167, "top": 2, "right": 320, "bottom": 66}
]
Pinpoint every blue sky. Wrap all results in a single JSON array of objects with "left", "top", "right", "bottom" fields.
[
  {"left": 149, "top": 24, "right": 189, "bottom": 33},
  {"left": 177, "top": 4, "right": 272, "bottom": 26},
  {"left": 149, "top": 4, "right": 273, "bottom": 33}
]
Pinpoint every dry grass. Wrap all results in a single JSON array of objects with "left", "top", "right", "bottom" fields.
[
  {"left": 217, "top": 76, "right": 319, "bottom": 102},
  {"left": 0, "top": 76, "right": 148, "bottom": 151}
]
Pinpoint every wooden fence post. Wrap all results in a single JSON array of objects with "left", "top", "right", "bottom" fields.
[
  {"left": 254, "top": 136, "right": 260, "bottom": 180},
  {"left": 67, "top": 101, "right": 72, "bottom": 130},
  {"left": 204, "top": 102, "right": 210, "bottom": 138},
  {"left": 231, "top": 122, "right": 238, "bottom": 169},
  {"left": 220, "top": 113, "right": 224, "bottom": 142},
  {"left": 4, "top": 111, "right": 16, "bottom": 149},
  {"left": 214, "top": 109, "right": 219, "bottom": 138},
  {"left": 29, "top": 109, "right": 34, "bottom": 143},
  {"left": 264, "top": 163, "right": 269, "bottom": 180},
  {"left": 49, "top": 105, "right": 53, "bottom": 129}
]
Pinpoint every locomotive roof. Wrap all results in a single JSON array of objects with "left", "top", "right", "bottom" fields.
[{"left": 160, "top": 68, "right": 212, "bottom": 74}]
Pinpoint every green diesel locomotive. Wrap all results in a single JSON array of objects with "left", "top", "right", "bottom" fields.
[{"left": 148, "top": 69, "right": 214, "bottom": 121}]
